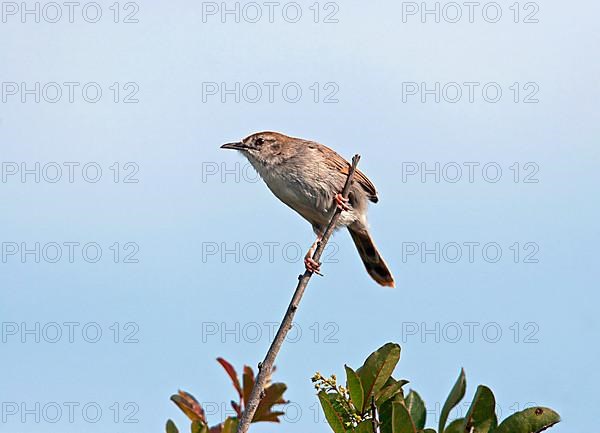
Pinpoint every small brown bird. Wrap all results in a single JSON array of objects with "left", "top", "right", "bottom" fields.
[{"left": 221, "top": 131, "right": 394, "bottom": 287}]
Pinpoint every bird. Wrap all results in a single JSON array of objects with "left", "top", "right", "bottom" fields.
[{"left": 221, "top": 131, "right": 394, "bottom": 287}]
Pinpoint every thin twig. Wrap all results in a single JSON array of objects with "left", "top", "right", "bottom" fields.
[
  {"left": 371, "top": 396, "right": 379, "bottom": 433},
  {"left": 236, "top": 155, "right": 362, "bottom": 433}
]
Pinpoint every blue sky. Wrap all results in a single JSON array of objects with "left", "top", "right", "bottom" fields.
[{"left": 1, "top": 1, "right": 598, "bottom": 432}]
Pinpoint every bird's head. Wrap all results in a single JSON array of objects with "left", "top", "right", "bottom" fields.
[{"left": 221, "top": 131, "right": 294, "bottom": 166}]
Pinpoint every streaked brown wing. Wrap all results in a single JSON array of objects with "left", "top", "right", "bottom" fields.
[{"left": 320, "top": 145, "right": 379, "bottom": 203}]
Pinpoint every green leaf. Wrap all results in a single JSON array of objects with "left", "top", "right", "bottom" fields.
[
  {"left": 463, "top": 385, "right": 497, "bottom": 433},
  {"left": 221, "top": 417, "right": 239, "bottom": 433},
  {"left": 439, "top": 369, "right": 466, "bottom": 433},
  {"left": 443, "top": 419, "right": 464, "bottom": 433},
  {"left": 318, "top": 391, "right": 348, "bottom": 433},
  {"left": 495, "top": 407, "right": 560, "bottom": 433},
  {"left": 376, "top": 379, "right": 409, "bottom": 407},
  {"left": 418, "top": 430, "right": 436, "bottom": 433},
  {"left": 379, "top": 399, "right": 394, "bottom": 433},
  {"left": 191, "top": 420, "right": 209, "bottom": 433},
  {"left": 166, "top": 419, "right": 179, "bottom": 433},
  {"left": 406, "top": 390, "right": 426, "bottom": 430},
  {"left": 354, "top": 420, "right": 374, "bottom": 433},
  {"left": 380, "top": 387, "right": 406, "bottom": 433},
  {"left": 392, "top": 401, "right": 417, "bottom": 433},
  {"left": 357, "top": 343, "right": 401, "bottom": 412},
  {"left": 345, "top": 365, "right": 364, "bottom": 413}
]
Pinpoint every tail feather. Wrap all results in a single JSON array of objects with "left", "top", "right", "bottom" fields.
[{"left": 348, "top": 225, "right": 395, "bottom": 288}]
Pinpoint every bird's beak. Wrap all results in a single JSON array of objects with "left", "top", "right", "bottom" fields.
[{"left": 220, "top": 142, "right": 247, "bottom": 150}]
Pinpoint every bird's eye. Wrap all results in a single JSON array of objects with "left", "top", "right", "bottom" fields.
[{"left": 255, "top": 138, "right": 265, "bottom": 146}]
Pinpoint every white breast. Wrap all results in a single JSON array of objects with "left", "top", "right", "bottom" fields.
[{"left": 250, "top": 158, "right": 330, "bottom": 225}]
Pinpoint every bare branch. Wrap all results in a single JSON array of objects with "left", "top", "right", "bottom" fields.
[{"left": 236, "top": 154, "right": 362, "bottom": 433}]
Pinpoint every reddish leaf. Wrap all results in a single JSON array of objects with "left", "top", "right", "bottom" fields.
[
  {"left": 231, "top": 401, "right": 242, "bottom": 417},
  {"left": 253, "top": 383, "right": 288, "bottom": 423},
  {"left": 261, "top": 383, "right": 288, "bottom": 406},
  {"left": 242, "top": 365, "right": 255, "bottom": 406},
  {"left": 265, "top": 365, "right": 276, "bottom": 387},
  {"left": 170, "top": 390, "right": 206, "bottom": 423},
  {"left": 217, "top": 358, "right": 243, "bottom": 401},
  {"left": 253, "top": 411, "right": 285, "bottom": 423},
  {"left": 209, "top": 423, "right": 222, "bottom": 433}
]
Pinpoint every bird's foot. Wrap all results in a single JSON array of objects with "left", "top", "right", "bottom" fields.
[
  {"left": 304, "top": 256, "right": 323, "bottom": 275},
  {"left": 335, "top": 193, "right": 350, "bottom": 211},
  {"left": 304, "top": 236, "right": 323, "bottom": 275}
]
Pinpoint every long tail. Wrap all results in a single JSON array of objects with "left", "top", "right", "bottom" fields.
[{"left": 348, "top": 223, "right": 395, "bottom": 287}]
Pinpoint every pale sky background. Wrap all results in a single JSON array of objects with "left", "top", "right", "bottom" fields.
[{"left": 1, "top": 1, "right": 599, "bottom": 432}]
